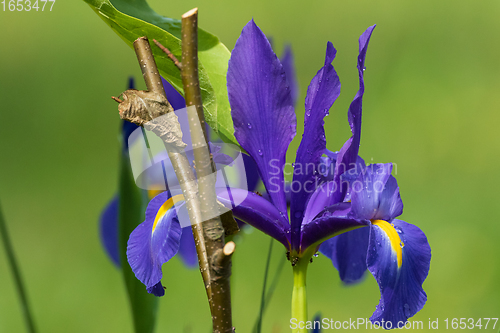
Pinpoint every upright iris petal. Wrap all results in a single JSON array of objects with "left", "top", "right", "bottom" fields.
[
  {"left": 281, "top": 45, "right": 299, "bottom": 106},
  {"left": 333, "top": 25, "right": 376, "bottom": 193},
  {"left": 227, "top": 19, "right": 296, "bottom": 217},
  {"left": 298, "top": 26, "right": 375, "bottom": 225},
  {"left": 290, "top": 41, "right": 341, "bottom": 250}
]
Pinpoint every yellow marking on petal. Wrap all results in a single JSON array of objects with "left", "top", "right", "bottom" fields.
[
  {"left": 372, "top": 219, "right": 403, "bottom": 268},
  {"left": 148, "top": 188, "right": 164, "bottom": 199},
  {"left": 152, "top": 194, "right": 185, "bottom": 234}
]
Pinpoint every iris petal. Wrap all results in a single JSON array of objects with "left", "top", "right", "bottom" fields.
[
  {"left": 331, "top": 25, "right": 376, "bottom": 205},
  {"left": 290, "top": 42, "right": 341, "bottom": 250},
  {"left": 126, "top": 191, "right": 183, "bottom": 295},
  {"left": 367, "top": 219, "right": 431, "bottom": 328},
  {"left": 302, "top": 180, "right": 336, "bottom": 226},
  {"left": 161, "top": 77, "right": 186, "bottom": 111},
  {"left": 178, "top": 227, "right": 198, "bottom": 268},
  {"left": 216, "top": 188, "right": 290, "bottom": 247},
  {"left": 227, "top": 19, "right": 296, "bottom": 216},
  {"left": 300, "top": 202, "right": 368, "bottom": 250},
  {"left": 280, "top": 45, "right": 299, "bottom": 106},
  {"left": 242, "top": 153, "right": 261, "bottom": 192},
  {"left": 319, "top": 227, "right": 370, "bottom": 284},
  {"left": 99, "top": 196, "right": 121, "bottom": 267},
  {"left": 350, "top": 163, "right": 403, "bottom": 221}
]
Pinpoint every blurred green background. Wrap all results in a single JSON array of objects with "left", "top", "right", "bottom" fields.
[{"left": 1, "top": 0, "right": 499, "bottom": 332}]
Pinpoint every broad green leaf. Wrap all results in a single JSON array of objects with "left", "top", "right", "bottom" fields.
[
  {"left": 118, "top": 150, "right": 158, "bottom": 333},
  {"left": 84, "top": 0, "right": 239, "bottom": 148}
]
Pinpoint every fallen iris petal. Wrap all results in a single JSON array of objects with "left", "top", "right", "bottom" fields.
[{"left": 367, "top": 219, "right": 431, "bottom": 328}]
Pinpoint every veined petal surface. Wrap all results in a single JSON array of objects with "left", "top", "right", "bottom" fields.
[
  {"left": 300, "top": 202, "right": 368, "bottom": 250},
  {"left": 319, "top": 227, "right": 370, "bottom": 283},
  {"left": 367, "top": 219, "right": 431, "bottom": 328},
  {"left": 216, "top": 187, "right": 290, "bottom": 247},
  {"left": 126, "top": 191, "right": 183, "bottom": 296},
  {"left": 227, "top": 19, "right": 296, "bottom": 216},
  {"left": 350, "top": 163, "right": 403, "bottom": 221}
]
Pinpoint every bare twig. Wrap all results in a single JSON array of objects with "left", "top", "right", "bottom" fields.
[
  {"left": 212, "top": 241, "right": 235, "bottom": 279},
  {"left": 181, "top": 8, "right": 235, "bottom": 333},
  {"left": 125, "top": 36, "right": 213, "bottom": 304},
  {"left": 153, "top": 39, "right": 182, "bottom": 70},
  {"left": 111, "top": 96, "right": 123, "bottom": 103}
]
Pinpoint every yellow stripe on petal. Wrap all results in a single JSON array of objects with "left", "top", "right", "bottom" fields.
[
  {"left": 152, "top": 194, "right": 185, "bottom": 234},
  {"left": 148, "top": 189, "right": 164, "bottom": 199},
  {"left": 372, "top": 220, "right": 404, "bottom": 268}
]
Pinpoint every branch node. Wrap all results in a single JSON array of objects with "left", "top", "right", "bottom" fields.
[{"left": 211, "top": 241, "right": 235, "bottom": 282}]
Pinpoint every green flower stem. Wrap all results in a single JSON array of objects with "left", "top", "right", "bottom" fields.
[{"left": 291, "top": 250, "right": 314, "bottom": 333}]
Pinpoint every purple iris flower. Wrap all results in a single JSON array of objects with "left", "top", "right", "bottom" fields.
[{"left": 216, "top": 20, "right": 430, "bottom": 328}]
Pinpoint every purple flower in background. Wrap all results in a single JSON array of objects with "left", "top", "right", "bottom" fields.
[
  {"left": 99, "top": 78, "right": 198, "bottom": 271},
  {"left": 215, "top": 20, "right": 431, "bottom": 328}
]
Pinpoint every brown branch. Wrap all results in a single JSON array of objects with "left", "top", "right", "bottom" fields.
[
  {"left": 181, "top": 8, "right": 236, "bottom": 333},
  {"left": 153, "top": 39, "right": 182, "bottom": 70},
  {"left": 125, "top": 36, "right": 214, "bottom": 305},
  {"left": 111, "top": 96, "right": 123, "bottom": 103}
]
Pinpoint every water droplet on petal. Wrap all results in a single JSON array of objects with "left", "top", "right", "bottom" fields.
[
  {"left": 258, "top": 149, "right": 263, "bottom": 156},
  {"left": 403, "top": 303, "right": 411, "bottom": 317},
  {"left": 247, "top": 123, "right": 252, "bottom": 129}
]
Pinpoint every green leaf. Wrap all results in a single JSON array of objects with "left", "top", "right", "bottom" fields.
[
  {"left": 118, "top": 149, "right": 158, "bottom": 333},
  {"left": 84, "top": 0, "right": 239, "bottom": 148}
]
